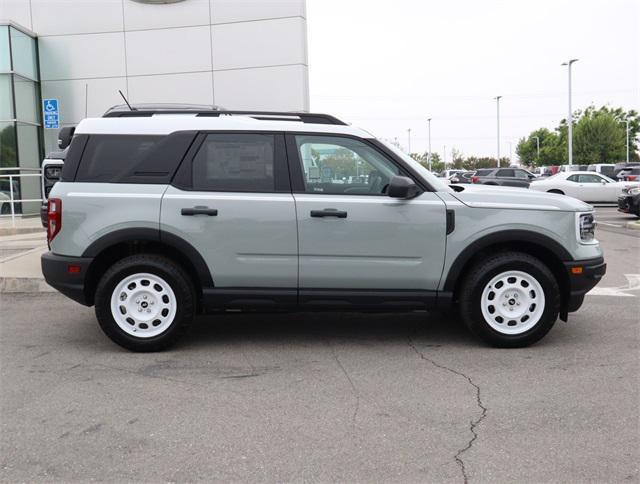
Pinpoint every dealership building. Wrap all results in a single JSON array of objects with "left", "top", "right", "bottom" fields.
[{"left": 0, "top": 0, "right": 309, "bottom": 213}]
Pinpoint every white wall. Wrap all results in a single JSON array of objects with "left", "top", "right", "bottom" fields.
[{"left": 1, "top": 0, "right": 309, "bottom": 152}]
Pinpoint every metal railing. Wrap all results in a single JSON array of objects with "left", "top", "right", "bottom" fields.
[{"left": 0, "top": 168, "right": 43, "bottom": 227}]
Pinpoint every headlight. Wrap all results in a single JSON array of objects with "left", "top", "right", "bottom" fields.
[
  {"left": 576, "top": 212, "right": 596, "bottom": 243},
  {"left": 628, "top": 187, "right": 640, "bottom": 196}
]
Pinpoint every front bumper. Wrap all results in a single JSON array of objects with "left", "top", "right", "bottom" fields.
[
  {"left": 562, "top": 256, "right": 606, "bottom": 317},
  {"left": 618, "top": 194, "right": 639, "bottom": 215},
  {"left": 41, "top": 252, "right": 93, "bottom": 306}
]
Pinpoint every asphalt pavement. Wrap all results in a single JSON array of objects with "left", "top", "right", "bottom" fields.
[{"left": 1, "top": 207, "right": 638, "bottom": 483}]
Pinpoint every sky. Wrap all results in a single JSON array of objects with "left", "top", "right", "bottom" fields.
[{"left": 306, "top": 0, "right": 640, "bottom": 161}]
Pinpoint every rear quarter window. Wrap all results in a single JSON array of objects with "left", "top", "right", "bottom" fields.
[{"left": 75, "top": 135, "right": 161, "bottom": 183}]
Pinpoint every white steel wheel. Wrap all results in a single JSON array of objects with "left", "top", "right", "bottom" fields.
[
  {"left": 480, "top": 270, "right": 546, "bottom": 335},
  {"left": 109, "top": 272, "right": 177, "bottom": 338}
]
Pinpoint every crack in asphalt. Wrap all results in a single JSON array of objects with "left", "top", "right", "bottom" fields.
[
  {"left": 329, "top": 343, "right": 360, "bottom": 429},
  {"left": 407, "top": 329, "right": 487, "bottom": 484}
]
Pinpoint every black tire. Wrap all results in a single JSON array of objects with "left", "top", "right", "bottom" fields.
[
  {"left": 94, "top": 254, "right": 195, "bottom": 352},
  {"left": 547, "top": 189, "right": 564, "bottom": 195},
  {"left": 458, "top": 251, "right": 560, "bottom": 348}
]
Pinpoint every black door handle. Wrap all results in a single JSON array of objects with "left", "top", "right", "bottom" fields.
[
  {"left": 181, "top": 206, "right": 218, "bottom": 216},
  {"left": 310, "top": 209, "right": 347, "bottom": 218}
]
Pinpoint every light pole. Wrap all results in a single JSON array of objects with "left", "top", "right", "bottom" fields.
[
  {"left": 495, "top": 95, "right": 502, "bottom": 167},
  {"left": 508, "top": 141, "right": 513, "bottom": 165},
  {"left": 443, "top": 145, "right": 446, "bottom": 167},
  {"left": 407, "top": 128, "right": 412, "bottom": 155},
  {"left": 533, "top": 135, "right": 540, "bottom": 161},
  {"left": 561, "top": 58, "right": 578, "bottom": 165},
  {"left": 620, "top": 119, "right": 630, "bottom": 163},
  {"left": 427, "top": 118, "right": 432, "bottom": 171}
]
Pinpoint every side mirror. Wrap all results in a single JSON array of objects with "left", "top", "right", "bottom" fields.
[
  {"left": 600, "top": 180, "right": 607, "bottom": 185},
  {"left": 388, "top": 175, "right": 420, "bottom": 199},
  {"left": 57, "top": 126, "right": 75, "bottom": 149}
]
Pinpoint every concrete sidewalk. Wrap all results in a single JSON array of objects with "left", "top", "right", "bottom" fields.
[
  {"left": 0, "top": 215, "right": 45, "bottom": 236},
  {"left": 0, "top": 228, "right": 52, "bottom": 293}
]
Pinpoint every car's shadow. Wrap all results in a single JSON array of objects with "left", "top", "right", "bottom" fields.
[{"left": 176, "top": 310, "right": 477, "bottom": 350}]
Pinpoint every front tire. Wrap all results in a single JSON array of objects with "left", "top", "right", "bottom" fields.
[
  {"left": 94, "top": 254, "right": 195, "bottom": 351},
  {"left": 458, "top": 252, "right": 560, "bottom": 348}
]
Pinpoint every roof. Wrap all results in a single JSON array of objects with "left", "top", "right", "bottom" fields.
[
  {"left": 104, "top": 103, "right": 223, "bottom": 115},
  {"left": 74, "top": 115, "right": 371, "bottom": 138}
]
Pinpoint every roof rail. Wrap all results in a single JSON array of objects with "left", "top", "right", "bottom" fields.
[{"left": 103, "top": 106, "right": 347, "bottom": 125}]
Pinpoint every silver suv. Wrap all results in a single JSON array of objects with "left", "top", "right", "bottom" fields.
[{"left": 42, "top": 109, "right": 606, "bottom": 351}]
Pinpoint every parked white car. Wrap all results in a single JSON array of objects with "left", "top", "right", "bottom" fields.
[{"left": 530, "top": 171, "right": 640, "bottom": 202}]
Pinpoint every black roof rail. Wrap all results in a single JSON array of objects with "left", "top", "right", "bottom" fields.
[{"left": 103, "top": 106, "right": 347, "bottom": 125}]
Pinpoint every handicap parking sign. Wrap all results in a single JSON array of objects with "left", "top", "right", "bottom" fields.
[{"left": 43, "top": 99, "right": 59, "bottom": 129}]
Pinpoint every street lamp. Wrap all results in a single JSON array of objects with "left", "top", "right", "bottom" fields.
[
  {"left": 620, "top": 119, "right": 630, "bottom": 163},
  {"left": 407, "top": 128, "right": 412, "bottom": 155},
  {"left": 427, "top": 118, "right": 432, "bottom": 171},
  {"left": 533, "top": 135, "right": 540, "bottom": 160},
  {"left": 561, "top": 58, "right": 579, "bottom": 165},
  {"left": 494, "top": 95, "right": 502, "bottom": 167}
]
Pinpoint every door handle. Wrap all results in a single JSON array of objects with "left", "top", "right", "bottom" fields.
[
  {"left": 181, "top": 206, "right": 218, "bottom": 216},
  {"left": 310, "top": 209, "right": 347, "bottom": 218}
]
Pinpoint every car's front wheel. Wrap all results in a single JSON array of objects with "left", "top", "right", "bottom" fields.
[
  {"left": 94, "top": 254, "right": 195, "bottom": 351},
  {"left": 459, "top": 251, "right": 560, "bottom": 347}
]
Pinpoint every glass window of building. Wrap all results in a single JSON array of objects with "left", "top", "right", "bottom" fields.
[{"left": 0, "top": 23, "right": 42, "bottom": 214}]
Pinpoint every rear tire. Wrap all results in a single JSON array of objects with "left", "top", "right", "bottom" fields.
[
  {"left": 458, "top": 252, "right": 560, "bottom": 348},
  {"left": 94, "top": 254, "right": 195, "bottom": 352}
]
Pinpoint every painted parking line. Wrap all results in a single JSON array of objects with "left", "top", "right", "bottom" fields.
[{"left": 588, "top": 274, "right": 640, "bottom": 297}]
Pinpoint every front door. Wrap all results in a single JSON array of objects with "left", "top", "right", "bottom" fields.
[{"left": 287, "top": 134, "right": 447, "bottom": 297}]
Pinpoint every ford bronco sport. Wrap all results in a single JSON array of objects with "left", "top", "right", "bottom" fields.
[{"left": 41, "top": 108, "right": 606, "bottom": 351}]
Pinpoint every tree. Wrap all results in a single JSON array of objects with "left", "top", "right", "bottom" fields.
[
  {"left": 517, "top": 106, "right": 639, "bottom": 167},
  {"left": 516, "top": 128, "right": 565, "bottom": 167},
  {"left": 573, "top": 107, "right": 625, "bottom": 163}
]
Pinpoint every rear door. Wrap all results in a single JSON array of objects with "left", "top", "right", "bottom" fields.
[
  {"left": 161, "top": 132, "right": 298, "bottom": 290},
  {"left": 287, "top": 134, "right": 447, "bottom": 299}
]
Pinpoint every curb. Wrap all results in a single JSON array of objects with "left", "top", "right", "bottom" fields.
[
  {"left": 0, "top": 277, "right": 54, "bottom": 294},
  {"left": 0, "top": 227, "right": 45, "bottom": 236},
  {"left": 626, "top": 221, "right": 640, "bottom": 230}
]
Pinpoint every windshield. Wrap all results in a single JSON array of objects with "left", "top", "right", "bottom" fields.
[{"left": 379, "top": 140, "right": 452, "bottom": 192}]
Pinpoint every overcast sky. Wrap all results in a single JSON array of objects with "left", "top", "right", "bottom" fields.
[{"left": 306, "top": 0, "right": 639, "bottom": 161}]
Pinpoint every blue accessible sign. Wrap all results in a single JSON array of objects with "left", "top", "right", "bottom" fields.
[{"left": 43, "top": 99, "right": 60, "bottom": 129}]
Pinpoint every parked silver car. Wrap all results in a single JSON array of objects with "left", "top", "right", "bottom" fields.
[{"left": 42, "top": 108, "right": 606, "bottom": 351}]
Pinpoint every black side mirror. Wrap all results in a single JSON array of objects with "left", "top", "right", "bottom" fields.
[
  {"left": 57, "top": 126, "right": 75, "bottom": 149},
  {"left": 388, "top": 175, "right": 420, "bottom": 199}
]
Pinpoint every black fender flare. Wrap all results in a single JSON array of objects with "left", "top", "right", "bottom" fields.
[
  {"left": 443, "top": 229, "right": 573, "bottom": 292},
  {"left": 82, "top": 227, "right": 214, "bottom": 288}
]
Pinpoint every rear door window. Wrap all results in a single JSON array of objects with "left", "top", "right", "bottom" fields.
[
  {"left": 191, "top": 133, "right": 276, "bottom": 192},
  {"left": 496, "top": 169, "right": 515, "bottom": 177}
]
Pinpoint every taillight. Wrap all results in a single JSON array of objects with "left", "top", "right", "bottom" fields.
[
  {"left": 628, "top": 175, "right": 637, "bottom": 181},
  {"left": 47, "top": 198, "right": 62, "bottom": 242},
  {"left": 471, "top": 176, "right": 479, "bottom": 183}
]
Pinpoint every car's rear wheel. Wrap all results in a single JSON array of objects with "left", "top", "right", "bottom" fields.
[
  {"left": 547, "top": 189, "right": 564, "bottom": 195},
  {"left": 94, "top": 254, "right": 195, "bottom": 351},
  {"left": 458, "top": 251, "right": 559, "bottom": 347}
]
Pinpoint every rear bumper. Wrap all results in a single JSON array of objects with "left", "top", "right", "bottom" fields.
[
  {"left": 41, "top": 252, "right": 93, "bottom": 306},
  {"left": 563, "top": 257, "right": 606, "bottom": 314}
]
